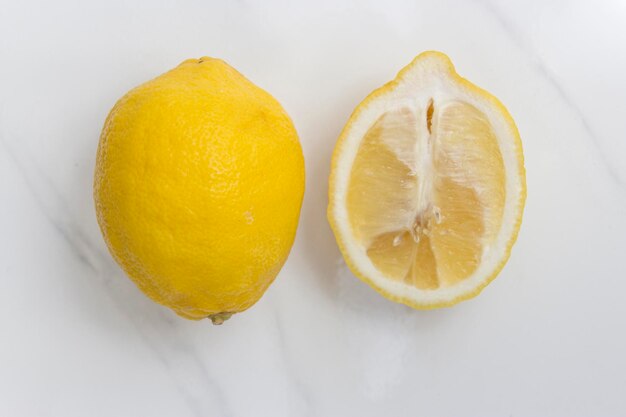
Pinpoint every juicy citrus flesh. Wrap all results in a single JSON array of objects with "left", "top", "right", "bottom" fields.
[
  {"left": 347, "top": 101, "right": 505, "bottom": 290},
  {"left": 95, "top": 58, "right": 304, "bottom": 321},
  {"left": 329, "top": 51, "right": 525, "bottom": 308}
]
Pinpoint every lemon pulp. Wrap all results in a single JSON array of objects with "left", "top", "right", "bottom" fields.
[
  {"left": 328, "top": 51, "right": 526, "bottom": 308},
  {"left": 347, "top": 101, "right": 505, "bottom": 290}
]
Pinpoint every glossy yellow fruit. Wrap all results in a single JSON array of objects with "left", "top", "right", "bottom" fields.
[
  {"left": 94, "top": 57, "right": 304, "bottom": 323},
  {"left": 328, "top": 51, "right": 525, "bottom": 309}
]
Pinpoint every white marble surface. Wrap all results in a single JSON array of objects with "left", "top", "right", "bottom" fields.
[{"left": 1, "top": 1, "right": 626, "bottom": 416}]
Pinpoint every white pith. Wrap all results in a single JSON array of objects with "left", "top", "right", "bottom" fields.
[{"left": 331, "top": 54, "right": 524, "bottom": 305}]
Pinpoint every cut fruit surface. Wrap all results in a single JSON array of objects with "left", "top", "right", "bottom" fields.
[{"left": 328, "top": 51, "right": 525, "bottom": 308}]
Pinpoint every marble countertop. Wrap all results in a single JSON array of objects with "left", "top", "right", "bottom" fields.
[{"left": 2, "top": 1, "right": 626, "bottom": 416}]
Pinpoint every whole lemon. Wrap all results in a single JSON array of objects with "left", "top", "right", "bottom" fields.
[{"left": 94, "top": 57, "right": 305, "bottom": 323}]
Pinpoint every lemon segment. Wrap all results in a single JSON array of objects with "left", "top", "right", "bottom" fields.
[{"left": 329, "top": 51, "right": 525, "bottom": 308}]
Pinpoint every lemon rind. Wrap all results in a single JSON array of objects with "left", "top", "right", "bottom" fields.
[{"left": 328, "top": 51, "right": 526, "bottom": 309}]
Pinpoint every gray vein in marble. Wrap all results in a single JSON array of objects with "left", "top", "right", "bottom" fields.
[
  {"left": 273, "top": 305, "right": 314, "bottom": 416},
  {"left": 139, "top": 310, "right": 235, "bottom": 417},
  {"left": 0, "top": 128, "right": 233, "bottom": 417},
  {"left": 477, "top": 0, "right": 625, "bottom": 188},
  {"left": 0, "top": 139, "right": 100, "bottom": 273}
]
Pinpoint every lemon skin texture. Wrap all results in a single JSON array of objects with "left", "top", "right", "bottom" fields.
[{"left": 94, "top": 57, "right": 305, "bottom": 322}]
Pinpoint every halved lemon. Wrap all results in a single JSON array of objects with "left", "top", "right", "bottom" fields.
[{"left": 328, "top": 51, "right": 526, "bottom": 309}]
